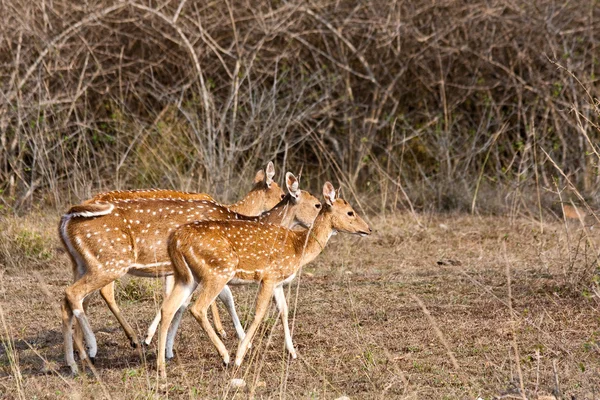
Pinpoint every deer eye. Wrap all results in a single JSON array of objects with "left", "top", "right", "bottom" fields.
[
  {"left": 347, "top": 211, "right": 354, "bottom": 216},
  {"left": 315, "top": 203, "right": 321, "bottom": 209}
]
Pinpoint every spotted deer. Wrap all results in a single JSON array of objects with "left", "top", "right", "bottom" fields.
[
  {"left": 84, "top": 161, "right": 281, "bottom": 216},
  {"left": 157, "top": 182, "right": 371, "bottom": 377},
  {"left": 60, "top": 173, "right": 320, "bottom": 375},
  {"left": 71, "top": 162, "right": 283, "bottom": 348}
]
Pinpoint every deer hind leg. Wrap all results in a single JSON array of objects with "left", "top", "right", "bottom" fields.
[
  {"left": 99, "top": 281, "right": 139, "bottom": 348},
  {"left": 69, "top": 263, "right": 88, "bottom": 363},
  {"left": 65, "top": 269, "right": 123, "bottom": 361},
  {"left": 188, "top": 276, "right": 232, "bottom": 366},
  {"left": 157, "top": 279, "right": 195, "bottom": 379},
  {"left": 235, "top": 281, "right": 275, "bottom": 366},
  {"left": 217, "top": 285, "right": 245, "bottom": 341},
  {"left": 72, "top": 294, "right": 90, "bottom": 362},
  {"left": 75, "top": 295, "right": 96, "bottom": 361},
  {"left": 211, "top": 302, "right": 227, "bottom": 338},
  {"left": 61, "top": 297, "right": 78, "bottom": 375},
  {"left": 273, "top": 285, "right": 297, "bottom": 358}
]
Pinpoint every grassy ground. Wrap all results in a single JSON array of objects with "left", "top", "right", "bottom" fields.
[{"left": 0, "top": 211, "right": 599, "bottom": 399}]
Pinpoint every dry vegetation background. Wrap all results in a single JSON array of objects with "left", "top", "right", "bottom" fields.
[
  {"left": 0, "top": 0, "right": 598, "bottom": 212},
  {"left": 1, "top": 0, "right": 600, "bottom": 399}
]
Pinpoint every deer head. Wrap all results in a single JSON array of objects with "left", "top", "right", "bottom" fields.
[
  {"left": 233, "top": 161, "right": 284, "bottom": 215},
  {"left": 322, "top": 182, "right": 371, "bottom": 237},
  {"left": 278, "top": 172, "right": 321, "bottom": 229}
]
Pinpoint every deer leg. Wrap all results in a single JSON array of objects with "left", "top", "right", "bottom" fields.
[
  {"left": 163, "top": 285, "right": 244, "bottom": 348},
  {"left": 65, "top": 270, "right": 123, "bottom": 361},
  {"left": 164, "top": 283, "right": 243, "bottom": 358},
  {"left": 164, "top": 275, "right": 174, "bottom": 296},
  {"left": 164, "top": 290, "right": 195, "bottom": 359},
  {"left": 144, "top": 310, "right": 161, "bottom": 347},
  {"left": 218, "top": 285, "right": 245, "bottom": 341},
  {"left": 144, "top": 275, "right": 175, "bottom": 346},
  {"left": 235, "top": 281, "right": 275, "bottom": 366},
  {"left": 73, "top": 296, "right": 91, "bottom": 361},
  {"left": 211, "top": 302, "right": 227, "bottom": 339},
  {"left": 99, "top": 282, "right": 139, "bottom": 348},
  {"left": 157, "top": 279, "right": 195, "bottom": 379},
  {"left": 273, "top": 285, "right": 297, "bottom": 358},
  {"left": 71, "top": 267, "right": 87, "bottom": 362},
  {"left": 61, "top": 298, "right": 78, "bottom": 375},
  {"left": 188, "top": 277, "right": 232, "bottom": 366}
]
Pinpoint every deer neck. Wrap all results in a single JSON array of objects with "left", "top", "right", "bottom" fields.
[
  {"left": 228, "top": 190, "right": 263, "bottom": 216},
  {"left": 296, "top": 211, "right": 335, "bottom": 266},
  {"left": 259, "top": 198, "right": 295, "bottom": 227}
]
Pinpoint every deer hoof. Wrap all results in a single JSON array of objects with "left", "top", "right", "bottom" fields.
[{"left": 68, "top": 364, "right": 79, "bottom": 376}]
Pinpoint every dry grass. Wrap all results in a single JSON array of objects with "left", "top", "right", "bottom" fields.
[{"left": 1, "top": 211, "right": 599, "bottom": 399}]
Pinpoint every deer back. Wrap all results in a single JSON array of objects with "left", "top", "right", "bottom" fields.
[{"left": 84, "top": 189, "right": 214, "bottom": 204}]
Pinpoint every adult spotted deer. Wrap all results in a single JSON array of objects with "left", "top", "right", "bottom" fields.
[
  {"left": 157, "top": 182, "right": 371, "bottom": 378},
  {"left": 84, "top": 161, "right": 282, "bottom": 216},
  {"left": 60, "top": 173, "right": 320, "bottom": 375}
]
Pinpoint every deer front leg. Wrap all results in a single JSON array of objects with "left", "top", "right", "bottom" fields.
[
  {"left": 99, "top": 282, "right": 139, "bottom": 348},
  {"left": 144, "top": 276, "right": 176, "bottom": 346},
  {"left": 235, "top": 281, "right": 275, "bottom": 366},
  {"left": 273, "top": 285, "right": 297, "bottom": 359},
  {"left": 165, "top": 291, "right": 195, "bottom": 359}
]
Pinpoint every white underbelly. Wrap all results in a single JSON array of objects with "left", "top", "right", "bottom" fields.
[{"left": 279, "top": 272, "right": 297, "bottom": 286}]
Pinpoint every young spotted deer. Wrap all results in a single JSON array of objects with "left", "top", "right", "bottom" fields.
[
  {"left": 71, "top": 162, "right": 283, "bottom": 348},
  {"left": 60, "top": 173, "right": 320, "bottom": 375},
  {"left": 157, "top": 182, "right": 371, "bottom": 377},
  {"left": 142, "top": 173, "right": 317, "bottom": 348}
]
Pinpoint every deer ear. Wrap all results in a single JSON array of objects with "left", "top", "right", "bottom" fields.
[
  {"left": 335, "top": 186, "right": 343, "bottom": 199},
  {"left": 286, "top": 172, "right": 300, "bottom": 199},
  {"left": 323, "top": 182, "right": 336, "bottom": 205},
  {"left": 265, "top": 161, "right": 275, "bottom": 186},
  {"left": 254, "top": 169, "right": 266, "bottom": 184}
]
